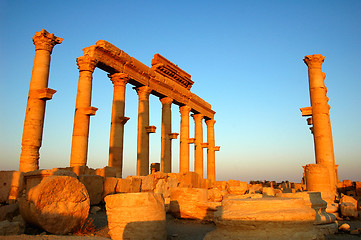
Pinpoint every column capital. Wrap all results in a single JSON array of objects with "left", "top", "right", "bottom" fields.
[
  {"left": 192, "top": 113, "right": 204, "bottom": 121},
  {"left": 108, "top": 73, "right": 129, "bottom": 86},
  {"left": 32, "top": 29, "right": 63, "bottom": 53},
  {"left": 179, "top": 105, "right": 191, "bottom": 116},
  {"left": 135, "top": 86, "right": 151, "bottom": 100},
  {"left": 206, "top": 119, "right": 216, "bottom": 127},
  {"left": 76, "top": 56, "right": 97, "bottom": 72},
  {"left": 160, "top": 97, "right": 173, "bottom": 105},
  {"left": 303, "top": 54, "right": 325, "bottom": 69}
]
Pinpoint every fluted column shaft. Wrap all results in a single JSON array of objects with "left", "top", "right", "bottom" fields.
[
  {"left": 136, "top": 86, "right": 151, "bottom": 176},
  {"left": 70, "top": 56, "right": 97, "bottom": 167},
  {"left": 108, "top": 73, "right": 129, "bottom": 178},
  {"left": 160, "top": 97, "right": 173, "bottom": 173},
  {"left": 19, "top": 29, "right": 62, "bottom": 172},
  {"left": 206, "top": 119, "right": 216, "bottom": 182},
  {"left": 304, "top": 54, "right": 336, "bottom": 192},
  {"left": 193, "top": 114, "right": 204, "bottom": 178},
  {"left": 179, "top": 106, "right": 191, "bottom": 173}
]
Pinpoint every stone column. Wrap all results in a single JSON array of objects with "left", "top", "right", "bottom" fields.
[
  {"left": 304, "top": 54, "right": 336, "bottom": 192},
  {"left": 19, "top": 29, "right": 62, "bottom": 172},
  {"left": 206, "top": 119, "right": 216, "bottom": 182},
  {"left": 136, "top": 86, "right": 152, "bottom": 176},
  {"left": 70, "top": 56, "right": 98, "bottom": 167},
  {"left": 108, "top": 73, "right": 129, "bottom": 178},
  {"left": 192, "top": 114, "right": 204, "bottom": 178},
  {"left": 179, "top": 106, "right": 191, "bottom": 173},
  {"left": 160, "top": 97, "right": 173, "bottom": 173}
]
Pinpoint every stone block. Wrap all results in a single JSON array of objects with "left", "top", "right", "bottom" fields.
[
  {"left": 154, "top": 179, "right": 170, "bottom": 198},
  {"left": 95, "top": 166, "right": 116, "bottom": 178},
  {"left": 0, "top": 171, "right": 15, "bottom": 203},
  {"left": 340, "top": 202, "right": 358, "bottom": 218},
  {"left": 227, "top": 180, "right": 248, "bottom": 195},
  {"left": 0, "top": 220, "right": 23, "bottom": 236},
  {"left": 0, "top": 203, "right": 19, "bottom": 221},
  {"left": 116, "top": 178, "right": 131, "bottom": 193},
  {"left": 262, "top": 187, "right": 275, "bottom": 197},
  {"left": 105, "top": 193, "right": 166, "bottom": 240},
  {"left": 356, "top": 182, "right": 361, "bottom": 196},
  {"left": 179, "top": 172, "right": 201, "bottom": 188},
  {"left": 78, "top": 175, "right": 104, "bottom": 205},
  {"left": 102, "top": 177, "right": 118, "bottom": 198},
  {"left": 213, "top": 181, "right": 227, "bottom": 191},
  {"left": 208, "top": 188, "right": 223, "bottom": 202},
  {"left": 141, "top": 175, "right": 155, "bottom": 192},
  {"left": 18, "top": 176, "right": 90, "bottom": 234},
  {"left": 126, "top": 176, "right": 142, "bottom": 193}
]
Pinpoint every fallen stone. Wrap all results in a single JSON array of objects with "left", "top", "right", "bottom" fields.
[
  {"left": 340, "top": 202, "right": 358, "bottom": 218},
  {"left": 212, "top": 181, "right": 227, "bottom": 191},
  {"left": 116, "top": 178, "right": 131, "bottom": 193},
  {"left": 0, "top": 220, "right": 23, "bottom": 236},
  {"left": 350, "top": 229, "right": 360, "bottom": 235},
  {"left": 208, "top": 188, "right": 223, "bottom": 202},
  {"left": 262, "top": 187, "right": 275, "bottom": 197},
  {"left": 179, "top": 172, "right": 201, "bottom": 188},
  {"left": 141, "top": 175, "right": 155, "bottom": 192},
  {"left": 19, "top": 176, "right": 90, "bottom": 234},
  {"left": 356, "top": 182, "right": 361, "bottom": 196},
  {"left": 126, "top": 176, "right": 141, "bottom": 193},
  {"left": 95, "top": 166, "right": 116, "bottom": 178},
  {"left": 105, "top": 192, "right": 166, "bottom": 240},
  {"left": 0, "top": 203, "right": 19, "bottom": 221},
  {"left": 78, "top": 174, "right": 104, "bottom": 205},
  {"left": 226, "top": 180, "right": 248, "bottom": 195},
  {"left": 102, "top": 177, "right": 118, "bottom": 198},
  {"left": 338, "top": 223, "right": 351, "bottom": 232}
]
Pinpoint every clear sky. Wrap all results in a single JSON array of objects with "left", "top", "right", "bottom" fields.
[{"left": 0, "top": 1, "right": 360, "bottom": 182}]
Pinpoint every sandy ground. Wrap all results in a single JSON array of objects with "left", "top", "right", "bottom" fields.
[{"left": 0, "top": 207, "right": 360, "bottom": 240}]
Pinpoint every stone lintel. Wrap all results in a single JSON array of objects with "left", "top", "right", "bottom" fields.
[
  {"left": 145, "top": 126, "right": 156, "bottom": 133},
  {"left": 29, "top": 88, "right": 57, "bottom": 100},
  {"left": 188, "top": 138, "right": 195, "bottom": 144},
  {"left": 300, "top": 106, "right": 312, "bottom": 116},
  {"left": 83, "top": 106, "right": 98, "bottom": 116},
  {"left": 201, "top": 143, "right": 208, "bottom": 148},
  {"left": 214, "top": 146, "right": 220, "bottom": 151},
  {"left": 151, "top": 53, "right": 193, "bottom": 90},
  {"left": 169, "top": 133, "right": 179, "bottom": 139}
]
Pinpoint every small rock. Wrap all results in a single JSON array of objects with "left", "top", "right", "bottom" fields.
[
  {"left": 338, "top": 223, "right": 351, "bottom": 232},
  {"left": 350, "top": 229, "right": 360, "bottom": 235}
]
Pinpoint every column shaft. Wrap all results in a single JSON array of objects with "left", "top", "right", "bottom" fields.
[
  {"left": 108, "top": 73, "right": 129, "bottom": 178},
  {"left": 304, "top": 54, "right": 336, "bottom": 192},
  {"left": 70, "top": 56, "right": 97, "bottom": 167},
  {"left": 179, "top": 106, "right": 191, "bottom": 173},
  {"left": 136, "top": 86, "right": 151, "bottom": 176},
  {"left": 206, "top": 119, "right": 216, "bottom": 182},
  {"left": 160, "top": 97, "right": 173, "bottom": 173},
  {"left": 193, "top": 114, "right": 204, "bottom": 178},
  {"left": 19, "top": 29, "right": 62, "bottom": 172}
]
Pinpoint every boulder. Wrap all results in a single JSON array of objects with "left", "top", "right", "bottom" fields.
[
  {"left": 340, "top": 194, "right": 358, "bottom": 218},
  {"left": 78, "top": 174, "right": 104, "bottom": 205},
  {"left": 19, "top": 176, "right": 90, "bottom": 234},
  {"left": 262, "top": 187, "right": 275, "bottom": 197},
  {"left": 105, "top": 192, "right": 166, "bottom": 240}
]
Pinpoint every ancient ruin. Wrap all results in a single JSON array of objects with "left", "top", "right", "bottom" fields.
[{"left": 0, "top": 30, "right": 360, "bottom": 239}]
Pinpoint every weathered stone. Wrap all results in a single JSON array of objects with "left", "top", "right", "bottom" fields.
[
  {"left": 116, "top": 178, "right": 131, "bottom": 193},
  {"left": 227, "top": 180, "right": 248, "bottom": 195},
  {"left": 154, "top": 179, "right": 170, "bottom": 198},
  {"left": 141, "top": 175, "right": 155, "bottom": 192},
  {"left": 208, "top": 188, "right": 223, "bottom": 202},
  {"left": 105, "top": 192, "right": 166, "bottom": 240},
  {"left": 169, "top": 188, "right": 216, "bottom": 221},
  {"left": 126, "top": 176, "right": 141, "bottom": 193},
  {"left": 0, "top": 220, "right": 23, "bottom": 236},
  {"left": 78, "top": 174, "right": 103, "bottom": 205},
  {"left": 0, "top": 203, "right": 19, "bottom": 221},
  {"left": 350, "top": 229, "right": 360, "bottom": 235},
  {"left": 90, "top": 206, "right": 101, "bottom": 214},
  {"left": 179, "top": 172, "right": 201, "bottom": 188},
  {"left": 102, "top": 177, "right": 118, "bottom": 198},
  {"left": 262, "top": 187, "right": 275, "bottom": 197},
  {"left": 0, "top": 171, "right": 15, "bottom": 203},
  {"left": 356, "top": 182, "right": 361, "bottom": 196},
  {"left": 340, "top": 202, "right": 358, "bottom": 218},
  {"left": 95, "top": 166, "right": 116, "bottom": 178},
  {"left": 205, "top": 197, "right": 317, "bottom": 240},
  {"left": 213, "top": 181, "right": 227, "bottom": 191},
  {"left": 338, "top": 223, "right": 351, "bottom": 232},
  {"left": 19, "top": 176, "right": 90, "bottom": 234}
]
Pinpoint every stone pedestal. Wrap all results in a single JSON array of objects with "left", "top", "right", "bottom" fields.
[
  {"left": 179, "top": 106, "right": 191, "bottom": 173},
  {"left": 160, "top": 97, "right": 173, "bottom": 173},
  {"left": 193, "top": 114, "right": 204, "bottom": 178},
  {"left": 19, "top": 29, "right": 62, "bottom": 172},
  {"left": 70, "top": 56, "right": 98, "bottom": 167},
  {"left": 108, "top": 73, "right": 129, "bottom": 178},
  {"left": 105, "top": 192, "right": 166, "bottom": 240},
  {"left": 206, "top": 119, "right": 216, "bottom": 182},
  {"left": 304, "top": 54, "right": 336, "bottom": 193},
  {"left": 136, "top": 86, "right": 152, "bottom": 176}
]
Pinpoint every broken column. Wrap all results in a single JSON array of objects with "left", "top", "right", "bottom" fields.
[
  {"left": 108, "top": 73, "right": 129, "bottom": 178},
  {"left": 160, "top": 97, "right": 173, "bottom": 173},
  {"left": 19, "top": 29, "right": 62, "bottom": 172},
  {"left": 193, "top": 114, "right": 204, "bottom": 178},
  {"left": 70, "top": 56, "right": 98, "bottom": 167},
  {"left": 136, "top": 86, "right": 152, "bottom": 176},
  {"left": 303, "top": 54, "right": 336, "bottom": 192},
  {"left": 179, "top": 106, "right": 191, "bottom": 173}
]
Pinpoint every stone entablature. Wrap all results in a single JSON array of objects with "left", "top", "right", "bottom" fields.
[{"left": 82, "top": 40, "right": 215, "bottom": 119}]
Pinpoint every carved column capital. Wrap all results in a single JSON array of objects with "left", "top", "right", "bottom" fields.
[
  {"left": 32, "top": 29, "right": 63, "bottom": 53},
  {"left": 108, "top": 73, "right": 129, "bottom": 86},
  {"left": 179, "top": 105, "right": 191, "bottom": 116},
  {"left": 303, "top": 54, "right": 325, "bottom": 69},
  {"left": 135, "top": 86, "right": 151, "bottom": 100},
  {"left": 76, "top": 56, "right": 97, "bottom": 72},
  {"left": 206, "top": 119, "right": 216, "bottom": 127},
  {"left": 192, "top": 113, "right": 204, "bottom": 122},
  {"left": 160, "top": 97, "right": 173, "bottom": 105}
]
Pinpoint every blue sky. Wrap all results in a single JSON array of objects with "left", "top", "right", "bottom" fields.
[{"left": 1, "top": 1, "right": 360, "bottom": 182}]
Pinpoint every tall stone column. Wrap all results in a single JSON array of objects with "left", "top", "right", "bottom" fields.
[
  {"left": 193, "top": 114, "right": 204, "bottom": 178},
  {"left": 206, "top": 119, "right": 216, "bottom": 182},
  {"left": 304, "top": 54, "right": 336, "bottom": 192},
  {"left": 108, "top": 73, "right": 129, "bottom": 178},
  {"left": 136, "top": 86, "right": 152, "bottom": 176},
  {"left": 70, "top": 56, "right": 98, "bottom": 167},
  {"left": 160, "top": 97, "right": 173, "bottom": 173},
  {"left": 179, "top": 106, "right": 191, "bottom": 173},
  {"left": 19, "top": 29, "right": 62, "bottom": 172}
]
